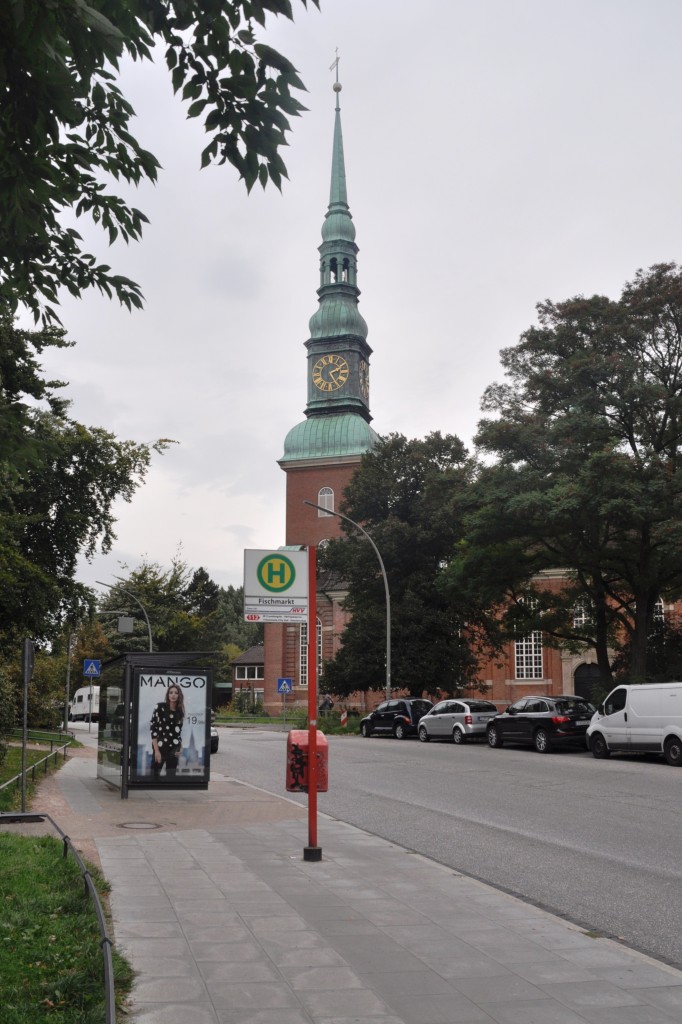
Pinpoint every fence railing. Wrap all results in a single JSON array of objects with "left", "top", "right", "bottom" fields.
[
  {"left": 0, "top": 810, "right": 116, "bottom": 1024},
  {"left": 0, "top": 742, "right": 71, "bottom": 794}
]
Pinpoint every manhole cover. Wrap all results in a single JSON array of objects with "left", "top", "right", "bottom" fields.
[{"left": 117, "top": 822, "right": 162, "bottom": 830}]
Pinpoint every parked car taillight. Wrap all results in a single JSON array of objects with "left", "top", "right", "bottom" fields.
[
  {"left": 551, "top": 715, "right": 570, "bottom": 724},
  {"left": 465, "top": 715, "right": 472, "bottom": 725}
]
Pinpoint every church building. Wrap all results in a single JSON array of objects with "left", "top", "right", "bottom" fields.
[{"left": 261, "top": 75, "right": 379, "bottom": 713}]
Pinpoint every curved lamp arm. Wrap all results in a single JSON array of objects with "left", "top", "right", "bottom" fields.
[{"left": 96, "top": 580, "right": 153, "bottom": 653}]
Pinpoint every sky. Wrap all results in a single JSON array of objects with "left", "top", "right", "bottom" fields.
[{"left": 30, "top": 0, "right": 682, "bottom": 596}]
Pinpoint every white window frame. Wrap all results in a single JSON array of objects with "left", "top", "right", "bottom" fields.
[
  {"left": 299, "top": 618, "right": 322, "bottom": 687},
  {"left": 514, "top": 597, "right": 543, "bottom": 679}
]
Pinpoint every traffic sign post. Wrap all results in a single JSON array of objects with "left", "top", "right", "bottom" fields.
[
  {"left": 82, "top": 660, "right": 101, "bottom": 733},
  {"left": 278, "top": 678, "right": 293, "bottom": 728}
]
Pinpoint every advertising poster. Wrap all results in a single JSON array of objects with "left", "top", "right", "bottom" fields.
[{"left": 131, "top": 669, "right": 210, "bottom": 784}]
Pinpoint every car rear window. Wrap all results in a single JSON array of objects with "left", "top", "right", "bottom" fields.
[
  {"left": 468, "top": 701, "right": 498, "bottom": 712},
  {"left": 554, "top": 698, "right": 595, "bottom": 714},
  {"left": 409, "top": 700, "right": 433, "bottom": 718}
]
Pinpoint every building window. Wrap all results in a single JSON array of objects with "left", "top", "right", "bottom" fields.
[
  {"left": 299, "top": 618, "right": 322, "bottom": 688},
  {"left": 317, "top": 487, "right": 334, "bottom": 517},
  {"left": 573, "top": 598, "right": 592, "bottom": 629},
  {"left": 515, "top": 598, "right": 543, "bottom": 679},
  {"left": 235, "top": 665, "right": 264, "bottom": 680},
  {"left": 653, "top": 598, "right": 665, "bottom": 623}
]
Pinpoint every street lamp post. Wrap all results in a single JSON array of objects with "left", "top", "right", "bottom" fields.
[
  {"left": 303, "top": 500, "right": 391, "bottom": 700},
  {"left": 95, "top": 580, "right": 153, "bottom": 652}
]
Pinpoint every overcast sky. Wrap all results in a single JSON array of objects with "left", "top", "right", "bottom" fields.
[{"left": 32, "top": 0, "right": 682, "bottom": 595}]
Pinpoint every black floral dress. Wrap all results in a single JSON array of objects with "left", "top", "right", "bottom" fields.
[{"left": 150, "top": 703, "right": 184, "bottom": 775}]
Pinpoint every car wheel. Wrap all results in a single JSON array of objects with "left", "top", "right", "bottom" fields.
[
  {"left": 590, "top": 733, "right": 610, "bottom": 759},
  {"left": 360, "top": 722, "right": 372, "bottom": 738},
  {"left": 452, "top": 727, "right": 466, "bottom": 744},
  {"left": 418, "top": 725, "right": 429, "bottom": 742},
  {"left": 487, "top": 725, "right": 503, "bottom": 748},
  {"left": 394, "top": 722, "right": 407, "bottom": 740},
  {"left": 534, "top": 728, "right": 552, "bottom": 754},
  {"left": 664, "top": 736, "right": 682, "bottom": 767}
]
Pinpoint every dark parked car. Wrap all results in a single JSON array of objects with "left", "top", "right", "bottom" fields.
[
  {"left": 360, "top": 699, "right": 433, "bottom": 739},
  {"left": 418, "top": 699, "right": 499, "bottom": 743},
  {"left": 486, "top": 695, "right": 595, "bottom": 753}
]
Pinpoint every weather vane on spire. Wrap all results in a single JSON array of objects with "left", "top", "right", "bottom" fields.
[{"left": 329, "top": 48, "right": 342, "bottom": 101}]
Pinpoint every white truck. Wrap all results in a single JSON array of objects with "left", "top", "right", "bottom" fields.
[
  {"left": 68, "top": 685, "right": 100, "bottom": 722},
  {"left": 587, "top": 682, "right": 682, "bottom": 766}
]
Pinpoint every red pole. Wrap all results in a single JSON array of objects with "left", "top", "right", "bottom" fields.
[{"left": 304, "top": 544, "right": 320, "bottom": 860}]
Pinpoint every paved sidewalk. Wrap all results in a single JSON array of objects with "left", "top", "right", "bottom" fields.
[{"left": 3, "top": 743, "right": 682, "bottom": 1024}]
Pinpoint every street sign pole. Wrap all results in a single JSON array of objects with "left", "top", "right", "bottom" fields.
[
  {"left": 304, "top": 545, "right": 320, "bottom": 862},
  {"left": 21, "top": 639, "right": 35, "bottom": 813}
]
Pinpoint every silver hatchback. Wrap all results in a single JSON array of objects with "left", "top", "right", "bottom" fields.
[{"left": 418, "top": 699, "right": 499, "bottom": 744}]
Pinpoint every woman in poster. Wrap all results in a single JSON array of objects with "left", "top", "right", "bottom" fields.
[{"left": 150, "top": 685, "right": 185, "bottom": 776}]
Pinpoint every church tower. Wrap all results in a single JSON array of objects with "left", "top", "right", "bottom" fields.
[
  {"left": 279, "top": 70, "right": 378, "bottom": 544},
  {"left": 262, "top": 71, "right": 379, "bottom": 710}
]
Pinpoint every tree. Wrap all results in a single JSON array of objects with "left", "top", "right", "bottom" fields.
[
  {"left": 0, "top": 313, "right": 170, "bottom": 654},
  {"left": 1, "top": 0, "right": 319, "bottom": 322},
  {"left": 319, "top": 432, "right": 480, "bottom": 698},
  {"left": 97, "top": 559, "right": 261, "bottom": 678},
  {"left": 443, "top": 263, "right": 682, "bottom": 684}
]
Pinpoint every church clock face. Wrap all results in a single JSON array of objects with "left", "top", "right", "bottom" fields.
[
  {"left": 359, "top": 359, "right": 369, "bottom": 399},
  {"left": 312, "top": 353, "right": 349, "bottom": 392}
]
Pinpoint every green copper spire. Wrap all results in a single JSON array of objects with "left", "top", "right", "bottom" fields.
[{"left": 280, "top": 64, "right": 377, "bottom": 465}]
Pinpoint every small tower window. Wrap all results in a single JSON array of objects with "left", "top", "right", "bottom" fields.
[
  {"left": 330, "top": 257, "right": 338, "bottom": 283},
  {"left": 318, "top": 487, "right": 334, "bottom": 516},
  {"left": 342, "top": 258, "right": 350, "bottom": 282}
]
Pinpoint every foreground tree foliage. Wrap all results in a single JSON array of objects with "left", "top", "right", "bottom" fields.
[
  {"left": 0, "top": 0, "right": 319, "bottom": 322},
  {"left": 320, "top": 433, "right": 480, "bottom": 698},
  {"left": 442, "top": 263, "right": 682, "bottom": 684},
  {"left": 0, "top": 314, "right": 170, "bottom": 656}
]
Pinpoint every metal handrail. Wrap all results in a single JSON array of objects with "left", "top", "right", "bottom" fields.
[
  {"left": 0, "top": 810, "right": 116, "bottom": 1024},
  {"left": 0, "top": 743, "right": 71, "bottom": 793}
]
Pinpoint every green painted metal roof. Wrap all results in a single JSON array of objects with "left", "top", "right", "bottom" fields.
[
  {"left": 309, "top": 294, "right": 368, "bottom": 339},
  {"left": 280, "top": 413, "right": 379, "bottom": 463}
]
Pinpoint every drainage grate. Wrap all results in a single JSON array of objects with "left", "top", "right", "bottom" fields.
[{"left": 117, "top": 822, "right": 162, "bottom": 830}]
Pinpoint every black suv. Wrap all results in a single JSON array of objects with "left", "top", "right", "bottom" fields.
[
  {"left": 486, "top": 695, "right": 595, "bottom": 753},
  {"left": 360, "top": 699, "right": 433, "bottom": 740}
]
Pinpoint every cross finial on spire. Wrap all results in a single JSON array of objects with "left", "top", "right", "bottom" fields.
[{"left": 330, "top": 48, "right": 342, "bottom": 108}]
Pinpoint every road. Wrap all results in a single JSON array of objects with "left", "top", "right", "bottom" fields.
[{"left": 215, "top": 727, "right": 682, "bottom": 968}]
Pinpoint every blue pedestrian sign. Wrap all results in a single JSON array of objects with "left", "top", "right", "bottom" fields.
[
  {"left": 83, "top": 659, "right": 101, "bottom": 678},
  {"left": 277, "top": 677, "right": 293, "bottom": 694}
]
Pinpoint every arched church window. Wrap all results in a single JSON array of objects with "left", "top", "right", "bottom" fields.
[
  {"left": 342, "top": 258, "right": 350, "bottom": 282},
  {"left": 653, "top": 597, "right": 665, "bottom": 623},
  {"left": 330, "top": 257, "right": 338, "bottom": 282},
  {"left": 318, "top": 487, "right": 334, "bottom": 517}
]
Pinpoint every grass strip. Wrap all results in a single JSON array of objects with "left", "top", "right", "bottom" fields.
[
  {"left": 0, "top": 748, "right": 63, "bottom": 812},
  {"left": 0, "top": 834, "right": 134, "bottom": 1023}
]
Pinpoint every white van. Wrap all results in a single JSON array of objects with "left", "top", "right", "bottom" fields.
[
  {"left": 586, "top": 683, "right": 682, "bottom": 766},
  {"left": 68, "top": 685, "right": 100, "bottom": 722}
]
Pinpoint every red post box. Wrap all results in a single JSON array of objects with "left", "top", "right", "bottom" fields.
[{"left": 286, "top": 729, "right": 328, "bottom": 792}]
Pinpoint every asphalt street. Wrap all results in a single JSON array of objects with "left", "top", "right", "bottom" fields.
[{"left": 216, "top": 728, "right": 682, "bottom": 969}]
